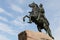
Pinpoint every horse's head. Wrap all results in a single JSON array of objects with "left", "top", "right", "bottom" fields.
[{"left": 29, "top": 2, "right": 38, "bottom": 9}]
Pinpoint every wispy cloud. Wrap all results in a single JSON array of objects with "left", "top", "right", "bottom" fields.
[
  {"left": 7, "top": 0, "right": 26, "bottom": 4},
  {"left": 18, "top": 0, "right": 26, "bottom": 4},
  {"left": 45, "top": 0, "right": 60, "bottom": 11},
  {"left": 0, "top": 8, "right": 5, "bottom": 13},
  {"left": 11, "top": 16, "right": 28, "bottom": 27},
  {"left": 0, "top": 35, "right": 10, "bottom": 40},
  {"left": 10, "top": 4, "right": 24, "bottom": 13},
  {"left": 0, "top": 8, "right": 14, "bottom": 17},
  {"left": 0, "top": 16, "right": 8, "bottom": 22},
  {"left": 54, "top": 27, "right": 60, "bottom": 40},
  {"left": 0, "top": 23, "right": 16, "bottom": 35}
]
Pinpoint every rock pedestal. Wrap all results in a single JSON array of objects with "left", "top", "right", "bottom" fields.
[{"left": 18, "top": 30, "right": 53, "bottom": 40}]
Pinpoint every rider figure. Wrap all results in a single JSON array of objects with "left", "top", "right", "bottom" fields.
[
  {"left": 37, "top": 3, "right": 49, "bottom": 25},
  {"left": 37, "top": 3, "right": 45, "bottom": 21}
]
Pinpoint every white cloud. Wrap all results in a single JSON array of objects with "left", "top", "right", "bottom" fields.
[
  {"left": 18, "top": 0, "right": 26, "bottom": 4},
  {"left": 54, "top": 27, "right": 60, "bottom": 40},
  {"left": 0, "top": 8, "right": 5, "bottom": 13},
  {"left": 0, "top": 35, "right": 10, "bottom": 40},
  {"left": 10, "top": 4, "right": 24, "bottom": 13},
  {"left": 11, "top": 16, "right": 28, "bottom": 27},
  {"left": 45, "top": 0, "right": 60, "bottom": 11},
  {"left": 0, "top": 8, "right": 14, "bottom": 17},
  {"left": 0, "top": 23, "right": 16, "bottom": 35},
  {"left": 0, "top": 16, "right": 8, "bottom": 22},
  {"left": 50, "top": 13, "right": 60, "bottom": 40},
  {"left": 5, "top": 12, "right": 14, "bottom": 17},
  {"left": 7, "top": 0, "right": 26, "bottom": 4}
]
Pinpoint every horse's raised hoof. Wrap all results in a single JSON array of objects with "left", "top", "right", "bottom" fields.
[{"left": 28, "top": 22, "right": 32, "bottom": 23}]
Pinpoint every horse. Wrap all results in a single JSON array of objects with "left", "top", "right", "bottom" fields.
[{"left": 23, "top": 2, "right": 54, "bottom": 39}]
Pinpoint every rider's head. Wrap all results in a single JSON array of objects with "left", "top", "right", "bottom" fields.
[{"left": 39, "top": 3, "right": 43, "bottom": 7}]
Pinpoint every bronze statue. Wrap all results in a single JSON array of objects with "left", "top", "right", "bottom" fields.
[{"left": 23, "top": 2, "right": 54, "bottom": 39}]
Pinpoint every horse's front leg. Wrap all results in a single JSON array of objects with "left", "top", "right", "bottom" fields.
[
  {"left": 23, "top": 16, "right": 26, "bottom": 22},
  {"left": 23, "top": 15, "right": 30, "bottom": 22}
]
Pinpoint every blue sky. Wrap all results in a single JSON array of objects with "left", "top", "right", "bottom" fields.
[{"left": 0, "top": 0, "right": 60, "bottom": 40}]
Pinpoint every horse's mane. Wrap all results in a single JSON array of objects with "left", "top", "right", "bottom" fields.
[
  {"left": 35, "top": 4, "right": 38, "bottom": 8},
  {"left": 35, "top": 4, "right": 39, "bottom": 10}
]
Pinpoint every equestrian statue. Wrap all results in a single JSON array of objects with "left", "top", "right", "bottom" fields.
[{"left": 23, "top": 2, "right": 54, "bottom": 39}]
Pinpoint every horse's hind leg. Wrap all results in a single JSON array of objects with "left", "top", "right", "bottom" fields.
[
  {"left": 44, "top": 25, "right": 54, "bottom": 39},
  {"left": 37, "top": 26, "right": 41, "bottom": 32}
]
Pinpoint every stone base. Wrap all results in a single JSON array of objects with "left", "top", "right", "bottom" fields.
[{"left": 18, "top": 30, "right": 53, "bottom": 40}]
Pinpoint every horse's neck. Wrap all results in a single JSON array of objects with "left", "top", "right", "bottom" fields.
[
  {"left": 34, "top": 7, "right": 38, "bottom": 10},
  {"left": 32, "top": 8, "right": 38, "bottom": 13}
]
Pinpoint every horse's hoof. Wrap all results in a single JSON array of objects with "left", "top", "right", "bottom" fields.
[
  {"left": 23, "top": 19, "right": 25, "bottom": 22},
  {"left": 28, "top": 22, "right": 32, "bottom": 23}
]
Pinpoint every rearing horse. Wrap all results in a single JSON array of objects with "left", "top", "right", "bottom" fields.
[{"left": 23, "top": 2, "right": 54, "bottom": 39}]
